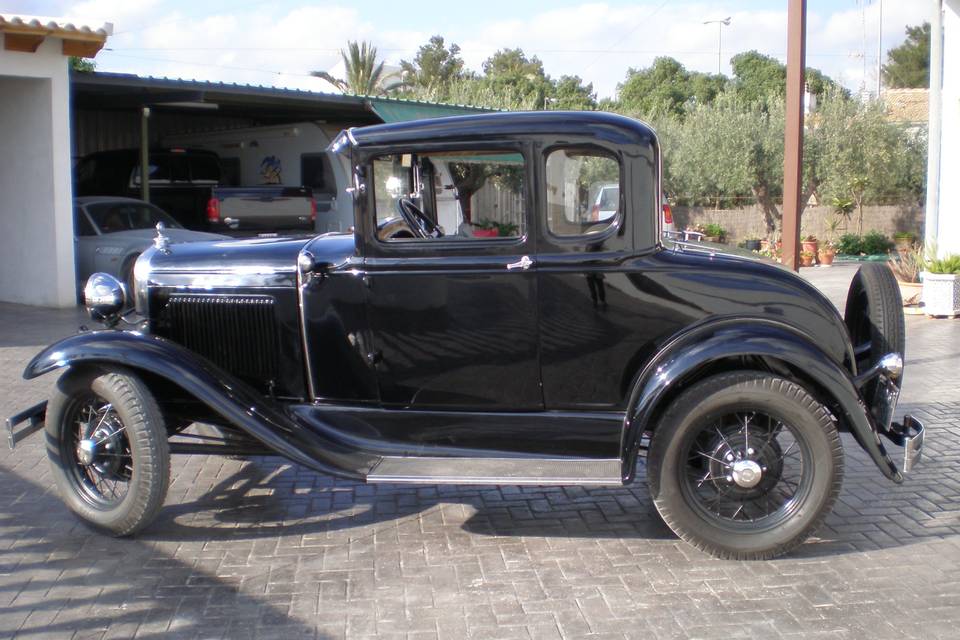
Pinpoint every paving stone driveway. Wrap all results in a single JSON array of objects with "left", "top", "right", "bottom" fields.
[{"left": 2, "top": 264, "right": 960, "bottom": 640}]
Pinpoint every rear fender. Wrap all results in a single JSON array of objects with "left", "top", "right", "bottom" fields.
[
  {"left": 622, "top": 320, "right": 902, "bottom": 483},
  {"left": 24, "top": 330, "right": 378, "bottom": 479}
]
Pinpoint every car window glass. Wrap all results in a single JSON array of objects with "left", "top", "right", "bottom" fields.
[
  {"left": 372, "top": 150, "right": 525, "bottom": 242},
  {"left": 87, "top": 203, "right": 180, "bottom": 233},
  {"left": 74, "top": 207, "right": 96, "bottom": 236},
  {"left": 301, "top": 153, "right": 335, "bottom": 194},
  {"left": 189, "top": 155, "right": 220, "bottom": 183},
  {"left": 545, "top": 149, "right": 621, "bottom": 237}
]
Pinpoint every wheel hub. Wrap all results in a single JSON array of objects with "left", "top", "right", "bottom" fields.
[
  {"left": 77, "top": 438, "right": 97, "bottom": 466},
  {"left": 730, "top": 459, "right": 763, "bottom": 488}
]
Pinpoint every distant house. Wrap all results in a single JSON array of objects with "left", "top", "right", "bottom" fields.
[{"left": 882, "top": 88, "right": 929, "bottom": 127}]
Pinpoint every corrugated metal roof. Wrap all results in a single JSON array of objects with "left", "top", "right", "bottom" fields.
[
  {"left": 77, "top": 72, "right": 497, "bottom": 116},
  {"left": 0, "top": 13, "right": 113, "bottom": 37}
]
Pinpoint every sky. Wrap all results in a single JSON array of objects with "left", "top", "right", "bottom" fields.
[{"left": 7, "top": 0, "right": 932, "bottom": 99}]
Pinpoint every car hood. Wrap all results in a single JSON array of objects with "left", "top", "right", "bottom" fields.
[{"left": 139, "top": 232, "right": 356, "bottom": 289}]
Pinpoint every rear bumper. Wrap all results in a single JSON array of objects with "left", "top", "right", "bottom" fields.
[
  {"left": 878, "top": 415, "right": 924, "bottom": 474},
  {"left": 856, "top": 353, "right": 923, "bottom": 478}
]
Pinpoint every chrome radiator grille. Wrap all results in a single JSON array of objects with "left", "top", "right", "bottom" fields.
[{"left": 158, "top": 294, "right": 280, "bottom": 384}]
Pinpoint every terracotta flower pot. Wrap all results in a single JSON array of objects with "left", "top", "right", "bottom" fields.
[
  {"left": 801, "top": 240, "right": 819, "bottom": 256},
  {"left": 800, "top": 254, "right": 815, "bottom": 267},
  {"left": 818, "top": 249, "right": 835, "bottom": 266},
  {"left": 472, "top": 228, "right": 499, "bottom": 238}
]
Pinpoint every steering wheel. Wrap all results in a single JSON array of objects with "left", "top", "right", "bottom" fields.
[{"left": 397, "top": 198, "right": 442, "bottom": 239}]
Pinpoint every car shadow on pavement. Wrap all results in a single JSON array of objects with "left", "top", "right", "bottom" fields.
[
  {"left": 0, "top": 466, "right": 331, "bottom": 639},
  {"left": 136, "top": 400, "right": 960, "bottom": 561}
]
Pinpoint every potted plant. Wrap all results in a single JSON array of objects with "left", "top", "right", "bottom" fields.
[
  {"left": 801, "top": 234, "right": 819, "bottom": 256},
  {"left": 889, "top": 245, "right": 924, "bottom": 313},
  {"left": 922, "top": 253, "right": 960, "bottom": 317},
  {"left": 743, "top": 237, "right": 761, "bottom": 251},
  {"left": 472, "top": 220, "right": 500, "bottom": 238},
  {"left": 818, "top": 241, "right": 836, "bottom": 267},
  {"left": 703, "top": 223, "right": 725, "bottom": 243},
  {"left": 894, "top": 231, "right": 916, "bottom": 252},
  {"left": 799, "top": 250, "right": 815, "bottom": 267}
]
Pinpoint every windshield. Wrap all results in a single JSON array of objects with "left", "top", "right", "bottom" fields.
[{"left": 86, "top": 202, "right": 181, "bottom": 234}]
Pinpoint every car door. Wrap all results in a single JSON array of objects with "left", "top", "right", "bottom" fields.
[{"left": 359, "top": 144, "right": 542, "bottom": 412}]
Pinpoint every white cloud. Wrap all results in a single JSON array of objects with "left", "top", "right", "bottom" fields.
[{"left": 66, "top": 0, "right": 934, "bottom": 99}]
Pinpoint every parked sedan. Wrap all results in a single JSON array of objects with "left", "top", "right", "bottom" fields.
[{"left": 74, "top": 196, "right": 226, "bottom": 299}]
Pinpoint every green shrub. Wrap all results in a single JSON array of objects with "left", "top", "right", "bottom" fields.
[
  {"left": 926, "top": 254, "right": 960, "bottom": 275},
  {"left": 861, "top": 231, "right": 892, "bottom": 255},
  {"left": 702, "top": 223, "right": 726, "bottom": 239},
  {"left": 837, "top": 234, "right": 863, "bottom": 255}
]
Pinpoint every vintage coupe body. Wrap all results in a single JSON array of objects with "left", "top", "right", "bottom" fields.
[{"left": 8, "top": 112, "right": 922, "bottom": 559}]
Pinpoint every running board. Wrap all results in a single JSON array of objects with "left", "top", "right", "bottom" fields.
[{"left": 367, "top": 457, "right": 623, "bottom": 485}]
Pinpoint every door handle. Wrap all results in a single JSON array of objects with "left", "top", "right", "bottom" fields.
[{"left": 507, "top": 255, "right": 533, "bottom": 271}]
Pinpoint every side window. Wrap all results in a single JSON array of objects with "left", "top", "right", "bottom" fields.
[
  {"left": 301, "top": 153, "right": 335, "bottom": 194},
  {"left": 545, "top": 148, "right": 621, "bottom": 237},
  {"left": 74, "top": 207, "right": 96, "bottom": 236},
  {"left": 371, "top": 150, "right": 525, "bottom": 242}
]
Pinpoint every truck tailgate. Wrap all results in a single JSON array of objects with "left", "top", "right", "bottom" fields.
[{"left": 214, "top": 186, "right": 314, "bottom": 231}]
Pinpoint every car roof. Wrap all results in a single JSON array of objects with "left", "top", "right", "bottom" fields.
[
  {"left": 74, "top": 196, "right": 157, "bottom": 206},
  {"left": 342, "top": 111, "right": 658, "bottom": 150}
]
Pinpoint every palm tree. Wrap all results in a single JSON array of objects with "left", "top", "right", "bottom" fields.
[{"left": 312, "top": 41, "right": 386, "bottom": 95}]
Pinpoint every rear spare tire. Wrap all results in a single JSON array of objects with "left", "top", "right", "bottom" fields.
[{"left": 844, "top": 262, "right": 904, "bottom": 397}]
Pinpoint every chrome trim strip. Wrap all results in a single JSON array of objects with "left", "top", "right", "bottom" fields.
[
  {"left": 368, "top": 457, "right": 623, "bottom": 485},
  {"left": 296, "top": 249, "right": 318, "bottom": 401}
]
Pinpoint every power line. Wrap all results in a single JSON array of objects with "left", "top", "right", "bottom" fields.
[{"left": 579, "top": 0, "right": 672, "bottom": 75}]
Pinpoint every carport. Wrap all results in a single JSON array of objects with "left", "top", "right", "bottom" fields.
[{"left": 0, "top": 15, "right": 111, "bottom": 307}]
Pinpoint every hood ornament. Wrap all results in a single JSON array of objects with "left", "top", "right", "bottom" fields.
[{"left": 154, "top": 221, "right": 171, "bottom": 253}]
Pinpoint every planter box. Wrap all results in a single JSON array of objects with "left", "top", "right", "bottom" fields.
[
  {"left": 898, "top": 281, "right": 923, "bottom": 312},
  {"left": 921, "top": 272, "right": 960, "bottom": 317}
]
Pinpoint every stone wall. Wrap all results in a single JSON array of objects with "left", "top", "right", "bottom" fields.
[{"left": 673, "top": 203, "right": 924, "bottom": 242}]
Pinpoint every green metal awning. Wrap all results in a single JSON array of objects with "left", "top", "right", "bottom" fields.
[{"left": 367, "top": 98, "right": 493, "bottom": 123}]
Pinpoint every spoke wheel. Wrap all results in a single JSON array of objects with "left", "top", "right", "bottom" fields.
[
  {"left": 46, "top": 367, "right": 170, "bottom": 536},
  {"left": 647, "top": 372, "right": 843, "bottom": 560},
  {"left": 63, "top": 397, "right": 134, "bottom": 508},
  {"left": 681, "top": 411, "right": 810, "bottom": 530}
]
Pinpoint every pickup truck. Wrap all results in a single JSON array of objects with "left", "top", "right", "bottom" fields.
[
  {"left": 74, "top": 148, "right": 317, "bottom": 233},
  {"left": 14, "top": 112, "right": 922, "bottom": 560}
]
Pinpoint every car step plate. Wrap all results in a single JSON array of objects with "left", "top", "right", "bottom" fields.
[{"left": 367, "top": 457, "right": 622, "bottom": 485}]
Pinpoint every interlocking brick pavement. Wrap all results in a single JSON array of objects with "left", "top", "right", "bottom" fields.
[{"left": 2, "top": 263, "right": 960, "bottom": 639}]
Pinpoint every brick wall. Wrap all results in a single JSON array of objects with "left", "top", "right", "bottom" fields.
[{"left": 672, "top": 203, "right": 924, "bottom": 242}]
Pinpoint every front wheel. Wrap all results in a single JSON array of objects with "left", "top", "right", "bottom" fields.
[
  {"left": 46, "top": 367, "right": 170, "bottom": 536},
  {"left": 647, "top": 372, "right": 843, "bottom": 560}
]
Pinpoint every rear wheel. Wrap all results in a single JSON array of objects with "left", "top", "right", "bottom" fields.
[
  {"left": 46, "top": 368, "right": 170, "bottom": 536},
  {"left": 647, "top": 372, "right": 843, "bottom": 560}
]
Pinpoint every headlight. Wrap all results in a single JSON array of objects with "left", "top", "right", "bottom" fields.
[
  {"left": 132, "top": 252, "right": 151, "bottom": 315},
  {"left": 83, "top": 273, "right": 125, "bottom": 325}
]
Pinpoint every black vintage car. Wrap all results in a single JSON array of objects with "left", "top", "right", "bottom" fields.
[{"left": 9, "top": 112, "right": 923, "bottom": 560}]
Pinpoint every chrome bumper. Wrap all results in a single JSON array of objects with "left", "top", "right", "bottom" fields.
[
  {"left": 857, "top": 352, "right": 923, "bottom": 475},
  {"left": 878, "top": 415, "right": 924, "bottom": 474},
  {"left": 6, "top": 401, "right": 46, "bottom": 450}
]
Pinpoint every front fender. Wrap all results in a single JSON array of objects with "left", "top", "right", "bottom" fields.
[
  {"left": 622, "top": 320, "right": 902, "bottom": 483},
  {"left": 25, "top": 330, "right": 379, "bottom": 480}
]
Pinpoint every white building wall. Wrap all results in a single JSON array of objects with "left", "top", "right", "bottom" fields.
[
  {"left": 939, "top": 0, "right": 960, "bottom": 256},
  {"left": 0, "top": 35, "right": 76, "bottom": 306}
]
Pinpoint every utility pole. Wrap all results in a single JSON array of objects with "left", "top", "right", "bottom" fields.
[
  {"left": 782, "top": 0, "right": 807, "bottom": 271},
  {"left": 876, "top": 0, "right": 883, "bottom": 96},
  {"left": 703, "top": 17, "right": 732, "bottom": 75}
]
